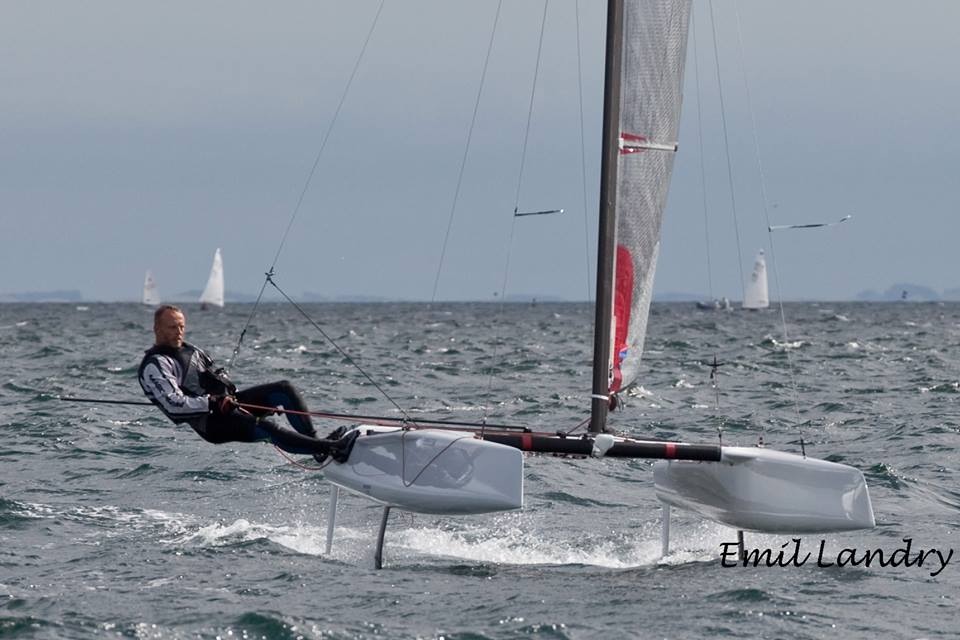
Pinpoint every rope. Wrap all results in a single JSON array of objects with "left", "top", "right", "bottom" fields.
[
  {"left": 510, "top": 0, "right": 551, "bottom": 219},
  {"left": 234, "top": 401, "right": 589, "bottom": 439},
  {"left": 264, "top": 274, "right": 414, "bottom": 422},
  {"left": 227, "top": 277, "right": 271, "bottom": 370},
  {"left": 481, "top": 0, "right": 552, "bottom": 429},
  {"left": 430, "top": 1, "right": 504, "bottom": 302},
  {"left": 272, "top": 445, "right": 330, "bottom": 472},
  {"left": 228, "top": 1, "right": 386, "bottom": 369},
  {"left": 707, "top": 0, "right": 748, "bottom": 302},
  {"left": 692, "top": 11, "right": 717, "bottom": 307},
  {"left": 58, "top": 395, "right": 591, "bottom": 442},
  {"left": 399, "top": 429, "right": 471, "bottom": 488},
  {"left": 732, "top": 1, "right": 805, "bottom": 455},
  {"left": 692, "top": 9, "right": 725, "bottom": 442},
  {"left": 563, "top": 415, "right": 591, "bottom": 436},
  {"left": 575, "top": 0, "right": 593, "bottom": 302}
]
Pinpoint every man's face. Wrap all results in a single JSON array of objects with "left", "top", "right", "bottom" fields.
[{"left": 154, "top": 310, "right": 186, "bottom": 348}]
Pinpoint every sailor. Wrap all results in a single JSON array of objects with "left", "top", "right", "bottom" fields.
[{"left": 138, "top": 304, "right": 355, "bottom": 462}]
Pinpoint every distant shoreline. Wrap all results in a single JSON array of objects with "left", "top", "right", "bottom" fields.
[
  {"left": 5, "top": 282, "right": 956, "bottom": 304},
  {"left": 3, "top": 283, "right": 957, "bottom": 305}
]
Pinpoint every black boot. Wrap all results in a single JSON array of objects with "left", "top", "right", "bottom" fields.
[
  {"left": 328, "top": 429, "right": 359, "bottom": 464},
  {"left": 312, "top": 425, "right": 351, "bottom": 464}
]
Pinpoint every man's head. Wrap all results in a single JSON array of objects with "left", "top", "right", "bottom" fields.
[{"left": 154, "top": 305, "right": 185, "bottom": 348}]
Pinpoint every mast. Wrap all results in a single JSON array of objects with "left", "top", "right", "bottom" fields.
[{"left": 589, "top": 0, "right": 625, "bottom": 434}]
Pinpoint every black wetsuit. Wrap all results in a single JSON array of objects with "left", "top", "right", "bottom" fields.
[{"left": 138, "top": 342, "right": 333, "bottom": 456}]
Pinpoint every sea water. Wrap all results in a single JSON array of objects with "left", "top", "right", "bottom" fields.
[{"left": 2, "top": 301, "right": 958, "bottom": 639}]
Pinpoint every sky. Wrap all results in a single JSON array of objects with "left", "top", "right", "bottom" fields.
[{"left": 2, "top": 0, "right": 959, "bottom": 302}]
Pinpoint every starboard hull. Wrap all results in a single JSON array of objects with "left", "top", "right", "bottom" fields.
[{"left": 653, "top": 446, "right": 875, "bottom": 533}]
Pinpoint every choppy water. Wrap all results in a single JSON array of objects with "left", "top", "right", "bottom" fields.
[{"left": 2, "top": 301, "right": 958, "bottom": 639}]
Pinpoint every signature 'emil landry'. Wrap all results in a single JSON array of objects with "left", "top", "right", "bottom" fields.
[{"left": 721, "top": 538, "right": 952, "bottom": 577}]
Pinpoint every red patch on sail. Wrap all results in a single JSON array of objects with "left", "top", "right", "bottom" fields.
[
  {"left": 620, "top": 132, "right": 647, "bottom": 155},
  {"left": 610, "top": 244, "right": 634, "bottom": 394}
]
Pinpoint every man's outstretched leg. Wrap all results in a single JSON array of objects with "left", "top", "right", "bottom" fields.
[
  {"left": 205, "top": 410, "right": 359, "bottom": 463},
  {"left": 236, "top": 380, "right": 315, "bottom": 436},
  {"left": 253, "top": 419, "right": 359, "bottom": 464}
]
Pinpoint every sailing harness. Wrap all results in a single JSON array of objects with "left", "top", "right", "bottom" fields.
[{"left": 138, "top": 342, "right": 236, "bottom": 426}]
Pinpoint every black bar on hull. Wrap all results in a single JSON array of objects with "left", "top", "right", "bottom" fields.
[{"left": 481, "top": 432, "right": 721, "bottom": 462}]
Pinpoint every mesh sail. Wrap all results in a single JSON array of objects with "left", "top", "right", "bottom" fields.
[{"left": 609, "top": 0, "right": 691, "bottom": 394}]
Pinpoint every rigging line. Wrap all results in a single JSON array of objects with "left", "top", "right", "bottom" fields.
[
  {"left": 272, "top": 445, "right": 331, "bottom": 471},
  {"left": 60, "top": 393, "right": 531, "bottom": 432},
  {"left": 228, "top": 1, "right": 386, "bottom": 368},
  {"left": 264, "top": 274, "right": 414, "bottom": 422},
  {"left": 575, "top": 0, "right": 593, "bottom": 302},
  {"left": 267, "top": 0, "right": 385, "bottom": 273},
  {"left": 481, "top": 0, "right": 551, "bottom": 428},
  {"left": 430, "top": 0, "right": 503, "bottom": 303},
  {"left": 511, "top": 0, "right": 551, "bottom": 217},
  {"left": 692, "top": 10, "right": 716, "bottom": 305},
  {"left": 235, "top": 402, "right": 533, "bottom": 431},
  {"left": 58, "top": 396, "right": 153, "bottom": 406},
  {"left": 399, "top": 430, "right": 471, "bottom": 488},
  {"left": 692, "top": 9, "right": 724, "bottom": 428},
  {"left": 228, "top": 277, "right": 271, "bottom": 369},
  {"left": 563, "top": 415, "right": 591, "bottom": 435},
  {"left": 58, "top": 394, "right": 591, "bottom": 437},
  {"left": 707, "top": 0, "right": 748, "bottom": 303},
  {"left": 733, "top": 0, "right": 804, "bottom": 454}
]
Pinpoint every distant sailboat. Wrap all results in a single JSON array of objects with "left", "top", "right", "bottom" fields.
[
  {"left": 742, "top": 250, "right": 769, "bottom": 310},
  {"left": 695, "top": 297, "right": 730, "bottom": 311},
  {"left": 199, "top": 248, "right": 225, "bottom": 309},
  {"left": 142, "top": 270, "right": 161, "bottom": 306}
]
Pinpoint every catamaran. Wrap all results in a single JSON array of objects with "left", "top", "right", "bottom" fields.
[{"left": 295, "top": 0, "right": 874, "bottom": 568}]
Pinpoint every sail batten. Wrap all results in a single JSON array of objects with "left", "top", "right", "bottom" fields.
[{"left": 608, "top": 0, "right": 692, "bottom": 395}]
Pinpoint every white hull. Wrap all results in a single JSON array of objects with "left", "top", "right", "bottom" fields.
[
  {"left": 654, "top": 446, "right": 874, "bottom": 533},
  {"left": 324, "top": 426, "right": 523, "bottom": 515}
]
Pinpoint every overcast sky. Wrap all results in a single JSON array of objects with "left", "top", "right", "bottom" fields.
[{"left": 2, "top": 1, "right": 958, "bottom": 302}]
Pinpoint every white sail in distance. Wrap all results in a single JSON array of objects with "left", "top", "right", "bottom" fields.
[
  {"left": 199, "top": 248, "right": 225, "bottom": 308},
  {"left": 142, "top": 270, "right": 161, "bottom": 306},
  {"left": 742, "top": 250, "right": 769, "bottom": 309}
]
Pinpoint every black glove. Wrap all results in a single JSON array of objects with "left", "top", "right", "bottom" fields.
[{"left": 209, "top": 394, "right": 237, "bottom": 416}]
